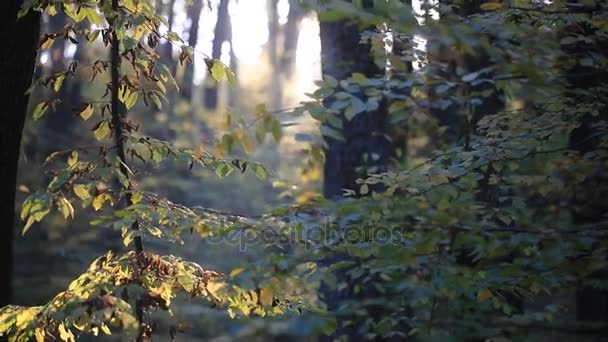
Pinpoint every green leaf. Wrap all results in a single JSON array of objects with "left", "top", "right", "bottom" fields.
[
  {"left": 131, "top": 192, "right": 143, "bottom": 204},
  {"left": 253, "top": 164, "right": 268, "bottom": 180},
  {"left": 226, "top": 69, "right": 237, "bottom": 88},
  {"left": 53, "top": 74, "right": 65, "bottom": 92},
  {"left": 32, "top": 102, "right": 48, "bottom": 120},
  {"left": 352, "top": 72, "right": 367, "bottom": 85},
  {"left": 320, "top": 125, "right": 345, "bottom": 142}
]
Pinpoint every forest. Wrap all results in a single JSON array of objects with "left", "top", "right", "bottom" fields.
[{"left": 1, "top": 0, "right": 607, "bottom": 340}]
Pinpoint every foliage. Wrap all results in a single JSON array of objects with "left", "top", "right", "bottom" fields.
[
  {"left": 2, "top": 0, "right": 302, "bottom": 341},
  {"left": 4, "top": 0, "right": 608, "bottom": 341}
]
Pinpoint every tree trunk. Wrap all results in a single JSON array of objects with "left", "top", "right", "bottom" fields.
[
  {"left": 203, "top": 0, "right": 232, "bottom": 110},
  {"left": 181, "top": 0, "right": 203, "bottom": 100},
  {"left": 0, "top": 3, "right": 40, "bottom": 307},
  {"left": 320, "top": 13, "right": 392, "bottom": 198},
  {"left": 280, "top": 0, "right": 305, "bottom": 78},
  {"left": 267, "top": 0, "right": 282, "bottom": 111},
  {"left": 318, "top": 2, "right": 393, "bottom": 339}
]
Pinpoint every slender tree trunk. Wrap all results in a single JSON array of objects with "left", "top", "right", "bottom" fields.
[
  {"left": 181, "top": 0, "right": 203, "bottom": 100},
  {"left": 203, "top": 0, "right": 232, "bottom": 110},
  {"left": 280, "top": 0, "right": 305, "bottom": 78},
  {"left": 268, "top": 0, "right": 282, "bottom": 111},
  {"left": 0, "top": 3, "right": 40, "bottom": 307}
]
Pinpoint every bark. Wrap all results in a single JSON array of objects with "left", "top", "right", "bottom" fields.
[
  {"left": 320, "top": 15, "right": 392, "bottom": 198},
  {"left": 0, "top": 3, "right": 40, "bottom": 307}
]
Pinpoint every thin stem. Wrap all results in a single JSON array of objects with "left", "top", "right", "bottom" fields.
[{"left": 110, "top": 0, "right": 143, "bottom": 255}]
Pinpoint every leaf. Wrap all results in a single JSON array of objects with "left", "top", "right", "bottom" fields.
[
  {"left": 131, "top": 192, "right": 143, "bottom": 204},
  {"left": 461, "top": 71, "right": 480, "bottom": 83},
  {"left": 53, "top": 74, "right": 65, "bottom": 92},
  {"left": 40, "top": 36, "right": 55, "bottom": 49},
  {"left": 92, "top": 194, "right": 112, "bottom": 211},
  {"left": 58, "top": 323, "right": 75, "bottom": 342},
  {"left": 211, "top": 61, "right": 226, "bottom": 82},
  {"left": 93, "top": 120, "right": 111, "bottom": 141},
  {"left": 226, "top": 68, "right": 237, "bottom": 88},
  {"left": 67, "top": 150, "right": 78, "bottom": 167},
  {"left": 73, "top": 184, "right": 91, "bottom": 200},
  {"left": 125, "top": 91, "right": 139, "bottom": 110},
  {"left": 480, "top": 2, "right": 502, "bottom": 10},
  {"left": 352, "top": 72, "right": 368, "bottom": 85},
  {"left": 32, "top": 102, "right": 48, "bottom": 120},
  {"left": 320, "top": 125, "right": 345, "bottom": 142},
  {"left": 271, "top": 118, "right": 282, "bottom": 141},
  {"left": 58, "top": 197, "right": 75, "bottom": 219},
  {"left": 477, "top": 288, "right": 493, "bottom": 303},
  {"left": 360, "top": 183, "right": 369, "bottom": 195},
  {"left": 253, "top": 164, "right": 268, "bottom": 180},
  {"left": 35, "top": 328, "right": 45, "bottom": 342},
  {"left": 79, "top": 103, "right": 94, "bottom": 120}
]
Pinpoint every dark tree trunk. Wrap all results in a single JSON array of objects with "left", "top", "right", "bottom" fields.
[
  {"left": 318, "top": 2, "right": 393, "bottom": 339},
  {"left": 320, "top": 16, "right": 392, "bottom": 198},
  {"left": 181, "top": 0, "right": 203, "bottom": 100},
  {"left": 0, "top": 3, "right": 40, "bottom": 308},
  {"left": 203, "top": 0, "right": 232, "bottom": 110},
  {"left": 562, "top": 9, "right": 608, "bottom": 324}
]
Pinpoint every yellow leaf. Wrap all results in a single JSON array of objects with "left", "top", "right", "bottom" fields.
[
  {"left": 58, "top": 323, "right": 75, "bottom": 342},
  {"left": 40, "top": 36, "right": 55, "bottom": 49},
  {"left": 480, "top": 2, "right": 503, "bottom": 10},
  {"left": 35, "top": 328, "right": 45, "bottom": 342},
  {"left": 79, "top": 104, "right": 94, "bottom": 120},
  {"left": 229, "top": 267, "right": 245, "bottom": 277},
  {"left": 93, "top": 121, "right": 111, "bottom": 141},
  {"left": 260, "top": 287, "right": 273, "bottom": 307},
  {"left": 68, "top": 150, "right": 78, "bottom": 167},
  {"left": 193, "top": 144, "right": 205, "bottom": 160},
  {"left": 73, "top": 184, "right": 91, "bottom": 200},
  {"left": 477, "top": 288, "right": 493, "bottom": 303},
  {"left": 210, "top": 61, "right": 226, "bottom": 82},
  {"left": 58, "top": 197, "right": 74, "bottom": 219},
  {"left": 92, "top": 194, "right": 111, "bottom": 211},
  {"left": 100, "top": 323, "right": 111, "bottom": 335}
]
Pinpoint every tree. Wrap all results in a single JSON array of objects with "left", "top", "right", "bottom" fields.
[
  {"left": 0, "top": 1, "right": 40, "bottom": 308},
  {"left": 203, "top": 0, "right": 235, "bottom": 110},
  {"left": 319, "top": 3, "right": 393, "bottom": 198}
]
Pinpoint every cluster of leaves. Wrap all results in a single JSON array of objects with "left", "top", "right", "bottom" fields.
[
  {"left": 286, "top": 0, "right": 608, "bottom": 340},
  {"left": 2, "top": 0, "right": 306, "bottom": 341}
]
